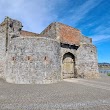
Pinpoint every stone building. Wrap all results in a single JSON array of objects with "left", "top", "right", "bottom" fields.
[{"left": 0, "top": 17, "right": 99, "bottom": 84}]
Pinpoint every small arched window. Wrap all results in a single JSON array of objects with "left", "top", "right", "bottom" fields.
[
  {"left": 44, "top": 56, "right": 47, "bottom": 60},
  {"left": 12, "top": 57, "right": 16, "bottom": 61},
  {"left": 28, "top": 56, "right": 31, "bottom": 60}
]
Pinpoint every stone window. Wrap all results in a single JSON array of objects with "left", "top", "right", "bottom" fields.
[
  {"left": 12, "top": 57, "right": 16, "bottom": 61},
  {"left": 44, "top": 56, "right": 47, "bottom": 61},
  {"left": 28, "top": 56, "right": 31, "bottom": 60}
]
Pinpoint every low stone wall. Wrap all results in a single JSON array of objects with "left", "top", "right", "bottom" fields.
[{"left": 5, "top": 37, "right": 61, "bottom": 84}]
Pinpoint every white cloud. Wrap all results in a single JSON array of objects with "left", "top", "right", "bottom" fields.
[
  {"left": 93, "top": 25, "right": 110, "bottom": 35},
  {"left": 0, "top": 0, "right": 105, "bottom": 34},
  {"left": 90, "top": 35, "right": 110, "bottom": 42},
  {"left": 0, "top": 0, "right": 64, "bottom": 33},
  {"left": 90, "top": 25, "right": 110, "bottom": 43},
  {"left": 70, "top": 0, "right": 103, "bottom": 26}
]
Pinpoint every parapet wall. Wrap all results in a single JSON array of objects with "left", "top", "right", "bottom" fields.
[
  {"left": 80, "top": 35, "right": 92, "bottom": 44},
  {"left": 40, "top": 22, "right": 93, "bottom": 46},
  {"left": 5, "top": 37, "right": 61, "bottom": 84},
  {"left": 40, "top": 22, "right": 81, "bottom": 45}
]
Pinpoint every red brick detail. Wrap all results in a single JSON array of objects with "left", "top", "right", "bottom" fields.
[
  {"left": 21, "top": 30, "right": 39, "bottom": 37},
  {"left": 59, "top": 23, "right": 80, "bottom": 45}
]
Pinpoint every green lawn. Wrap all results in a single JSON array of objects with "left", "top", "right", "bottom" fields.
[{"left": 107, "top": 73, "right": 110, "bottom": 76}]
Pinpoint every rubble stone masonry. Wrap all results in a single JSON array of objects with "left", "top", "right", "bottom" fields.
[{"left": 0, "top": 17, "right": 99, "bottom": 84}]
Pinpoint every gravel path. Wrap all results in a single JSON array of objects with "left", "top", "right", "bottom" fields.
[{"left": 0, "top": 77, "right": 110, "bottom": 110}]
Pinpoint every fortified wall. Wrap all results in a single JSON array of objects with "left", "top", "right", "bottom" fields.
[
  {"left": 0, "top": 17, "right": 99, "bottom": 84},
  {"left": 41, "top": 22, "right": 99, "bottom": 79}
]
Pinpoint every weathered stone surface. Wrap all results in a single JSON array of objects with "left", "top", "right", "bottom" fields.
[
  {"left": 41, "top": 22, "right": 81, "bottom": 45},
  {"left": 80, "top": 35, "right": 92, "bottom": 44},
  {"left": 0, "top": 17, "right": 99, "bottom": 84},
  {"left": 6, "top": 37, "right": 61, "bottom": 84},
  {"left": 76, "top": 44, "right": 99, "bottom": 78},
  {"left": 0, "top": 18, "right": 7, "bottom": 79}
]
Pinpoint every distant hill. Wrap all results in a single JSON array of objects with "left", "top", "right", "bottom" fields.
[
  {"left": 98, "top": 63, "right": 110, "bottom": 69},
  {"left": 98, "top": 63, "right": 110, "bottom": 65}
]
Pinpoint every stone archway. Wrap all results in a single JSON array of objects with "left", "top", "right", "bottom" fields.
[{"left": 62, "top": 52, "right": 75, "bottom": 79}]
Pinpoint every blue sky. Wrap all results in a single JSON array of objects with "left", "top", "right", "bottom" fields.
[{"left": 0, "top": 0, "right": 110, "bottom": 63}]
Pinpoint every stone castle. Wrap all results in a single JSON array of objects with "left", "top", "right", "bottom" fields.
[{"left": 0, "top": 17, "right": 99, "bottom": 84}]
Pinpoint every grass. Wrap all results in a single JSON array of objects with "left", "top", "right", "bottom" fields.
[{"left": 107, "top": 73, "right": 110, "bottom": 76}]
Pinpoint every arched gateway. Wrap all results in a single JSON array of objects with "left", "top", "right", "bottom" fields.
[{"left": 62, "top": 52, "right": 75, "bottom": 79}]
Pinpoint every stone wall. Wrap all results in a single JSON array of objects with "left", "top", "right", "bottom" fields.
[
  {"left": 80, "top": 35, "right": 92, "bottom": 44},
  {"left": 6, "top": 37, "right": 61, "bottom": 84},
  {"left": 0, "top": 19, "right": 7, "bottom": 78},
  {"left": 0, "top": 36, "right": 6, "bottom": 79},
  {"left": 0, "top": 17, "right": 22, "bottom": 79},
  {"left": 41, "top": 22, "right": 99, "bottom": 79},
  {"left": 60, "top": 44, "right": 77, "bottom": 79},
  {"left": 40, "top": 23, "right": 57, "bottom": 40},
  {"left": 40, "top": 22, "right": 81, "bottom": 45},
  {"left": 5, "top": 17, "right": 22, "bottom": 51},
  {"left": 0, "top": 17, "right": 99, "bottom": 84},
  {"left": 76, "top": 44, "right": 99, "bottom": 78}
]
